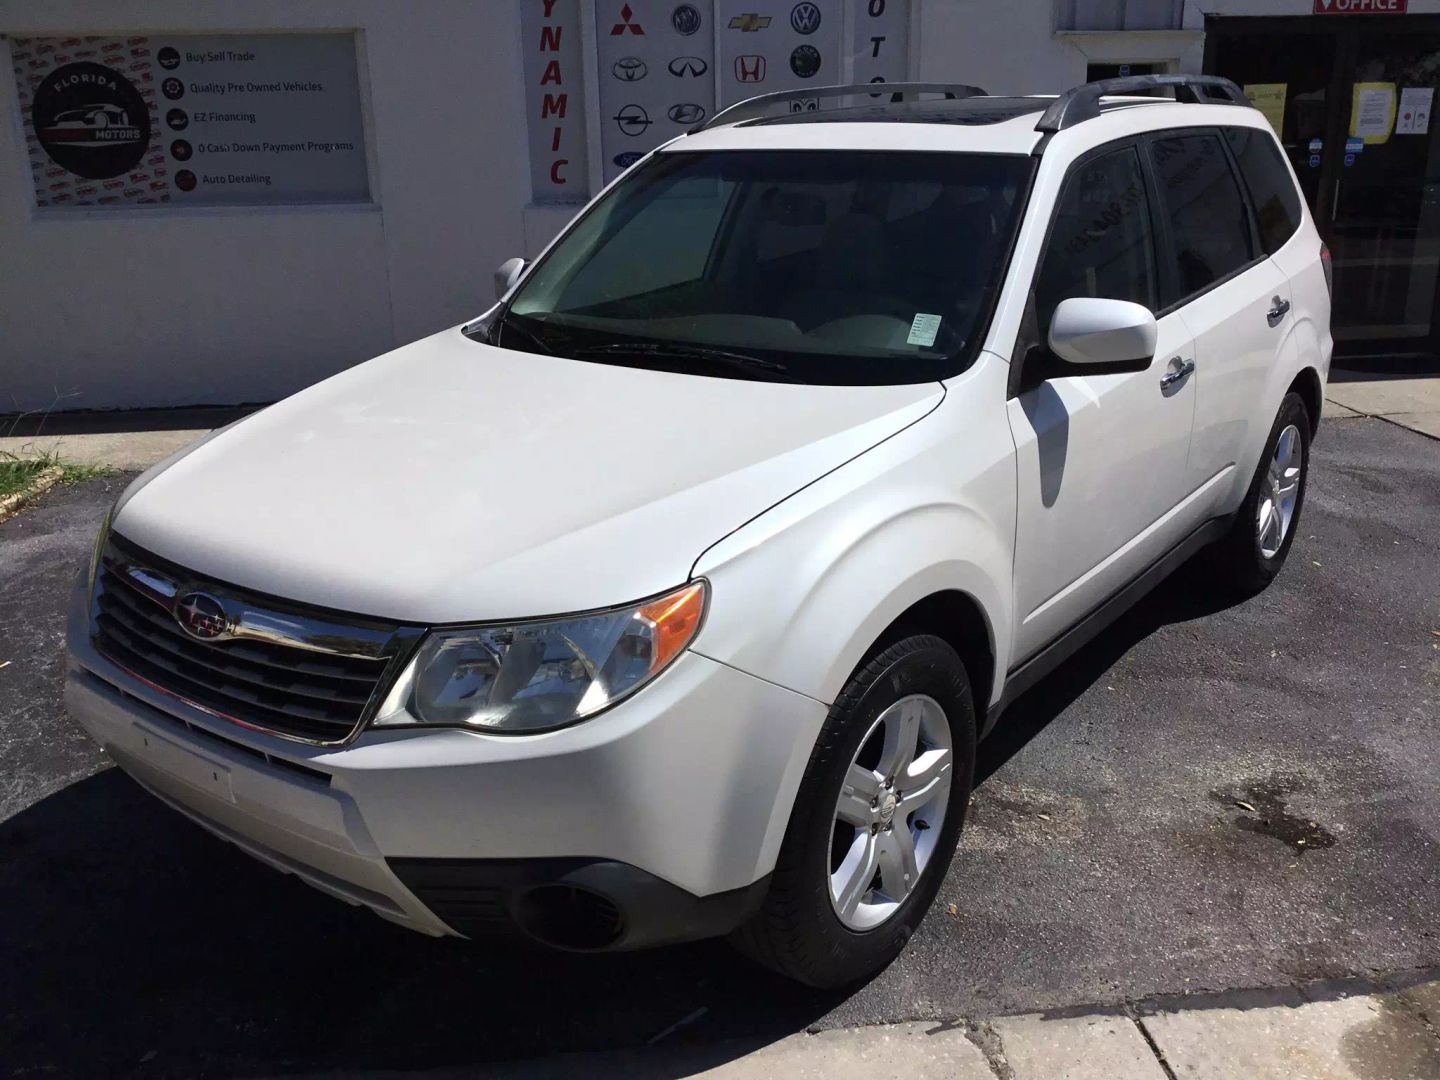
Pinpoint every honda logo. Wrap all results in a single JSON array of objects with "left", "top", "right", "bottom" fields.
[{"left": 734, "top": 55, "right": 766, "bottom": 83}]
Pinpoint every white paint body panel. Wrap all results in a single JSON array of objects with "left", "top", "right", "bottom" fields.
[{"left": 69, "top": 96, "right": 1332, "bottom": 930}]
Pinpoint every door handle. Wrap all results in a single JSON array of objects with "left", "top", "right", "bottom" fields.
[
  {"left": 1267, "top": 296, "right": 1291, "bottom": 326},
  {"left": 1160, "top": 357, "right": 1195, "bottom": 389}
]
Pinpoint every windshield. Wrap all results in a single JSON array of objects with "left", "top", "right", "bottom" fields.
[{"left": 494, "top": 150, "right": 1032, "bottom": 385}]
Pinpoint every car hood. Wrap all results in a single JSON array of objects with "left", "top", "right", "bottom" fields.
[{"left": 114, "top": 328, "right": 942, "bottom": 624}]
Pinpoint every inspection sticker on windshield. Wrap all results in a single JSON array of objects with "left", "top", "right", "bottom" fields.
[{"left": 907, "top": 313, "right": 942, "bottom": 347}]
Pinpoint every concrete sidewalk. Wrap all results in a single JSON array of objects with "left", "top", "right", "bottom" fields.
[
  {"left": 463, "top": 975, "right": 1440, "bottom": 1080},
  {"left": 1325, "top": 371, "right": 1440, "bottom": 439}
]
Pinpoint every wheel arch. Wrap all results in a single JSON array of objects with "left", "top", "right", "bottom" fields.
[{"left": 1287, "top": 366, "right": 1324, "bottom": 436}]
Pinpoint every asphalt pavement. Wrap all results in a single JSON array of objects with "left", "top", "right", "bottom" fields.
[{"left": 1, "top": 414, "right": 1437, "bottom": 1077}]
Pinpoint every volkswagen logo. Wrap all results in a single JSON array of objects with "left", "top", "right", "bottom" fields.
[
  {"left": 174, "top": 592, "right": 230, "bottom": 641},
  {"left": 668, "top": 102, "right": 706, "bottom": 124},
  {"left": 613, "top": 103, "right": 653, "bottom": 136},
  {"left": 672, "top": 4, "right": 702, "bottom": 35},
  {"left": 790, "top": 2, "right": 821, "bottom": 34},
  {"left": 667, "top": 55, "right": 708, "bottom": 78},
  {"left": 613, "top": 56, "right": 647, "bottom": 81}
]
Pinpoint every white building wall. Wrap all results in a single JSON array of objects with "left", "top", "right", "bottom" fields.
[{"left": 5, "top": 0, "right": 1440, "bottom": 411}]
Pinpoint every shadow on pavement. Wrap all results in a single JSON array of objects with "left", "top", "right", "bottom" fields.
[{"left": 2, "top": 558, "right": 1247, "bottom": 1078}]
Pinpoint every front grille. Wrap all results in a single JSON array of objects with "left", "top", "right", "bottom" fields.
[{"left": 92, "top": 533, "right": 412, "bottom": 744}]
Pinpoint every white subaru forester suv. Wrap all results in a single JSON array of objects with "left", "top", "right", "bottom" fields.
[{"left": 67, "top": 77, "right": 1331, "bottom": 988}]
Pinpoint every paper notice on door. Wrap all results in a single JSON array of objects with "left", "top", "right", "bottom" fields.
[
  {"left": 1245, "top": 83, "right": 1287, "bottom": 136},
  {"left": 1396, "top": 87, "right": 1434, "bottom": 134},
  {"left": 1351, "top": 82, "right": 1396, "bottom": 143}
]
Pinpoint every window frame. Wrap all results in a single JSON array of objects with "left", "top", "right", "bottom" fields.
[
  {"left": 1009, "top": 133, "right": 1168, "bottom": 396},
  {"left": 1218, "top": 123, "right": 1303, "bottom": 258},
  {"left": 1141, "top": 125, "right": 1267, "bottom": 316}
]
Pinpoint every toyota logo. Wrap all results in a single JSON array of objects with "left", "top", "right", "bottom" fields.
[
  {"left": 613, "top": 56, "right": 647, "bottom": 81},
  {"left": 174, "top": 592, "right": 230, "bottom": 641}
]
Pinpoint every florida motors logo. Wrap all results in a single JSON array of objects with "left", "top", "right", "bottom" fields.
[
  {"left": 31, "top": 61, "right": 151, "bottom": 179},
  {"left": 174, "top": 592, "right": 230, "bottom": 641}
]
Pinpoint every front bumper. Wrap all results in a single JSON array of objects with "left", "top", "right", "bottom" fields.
[{"left": 64, "top": 572, "right": 826, "bottom": 948}]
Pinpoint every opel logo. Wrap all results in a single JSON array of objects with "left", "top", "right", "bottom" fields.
[{"left": 174, "top": 592, "right": 230, "bottom": 641}]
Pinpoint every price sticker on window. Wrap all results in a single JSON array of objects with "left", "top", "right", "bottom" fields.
[{"left": 907, "top": 312, "right": 942, "bottom": 347}]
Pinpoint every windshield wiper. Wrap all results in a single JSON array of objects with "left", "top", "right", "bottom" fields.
[
  {"left": 496, "top": 311, "right": 555, "bottom": 355},
  {"left": 573, "top": 342, "right": 797, "bottom": 382}
]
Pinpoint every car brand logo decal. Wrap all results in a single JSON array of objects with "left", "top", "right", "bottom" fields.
[
  {"left": 30, "top": 62, "right": 151, "bottom": 179},
  {"left": 667, "top": 102, "right": 706, "bottom": 124},
  {"left": 790, "top": 44, "right": 821, "bottom": 79},
  {"left": 174, "top": 592, "right": 231, "bottom": 641},
  {"left": 613, "top": 151, "right": 644, "bottom": 168},
  {"left": 613, "top": 56, "right": 648, "bottom": 81},
  {"left": 610, "top": 4, "right": 645, "bottom": 35},
  {"left": 728, "top": 13, "right": 772, "bottom": 31},
  {"left": 735, "top": 54, "right": 766, "bottom": 82},
  {"left": 614, "top": 103, "right": 654, "bottom": 136},
  {"left": 791, "top": 3, "right": 822, "bottom": 33},
  {"left": 668, "top": 55, "right": 708, "bottom": 78},
  {"left": 672, "top": 4, "right": 703, "bottom": 35}
]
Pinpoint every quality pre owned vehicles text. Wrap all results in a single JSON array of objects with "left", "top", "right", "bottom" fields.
[{"left": 67, "top": 77, "right": 1331, "bottom": 987}]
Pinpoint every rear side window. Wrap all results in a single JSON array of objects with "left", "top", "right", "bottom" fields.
[
  {"left": 1034, "top": 146, "right": 1157, "bottom": 336},
  {"left": 1223, "top": 126, "right": 1303, "bottom": 255},
  {"left": 1149, "top": 133, "right": 1255, "bottom": 303}
]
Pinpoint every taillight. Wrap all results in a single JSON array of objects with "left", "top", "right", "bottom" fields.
[{"left": 1320, "top": 242, "right": 1333, "bottom": 297}]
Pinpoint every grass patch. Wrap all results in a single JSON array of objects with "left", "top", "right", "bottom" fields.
[{"left": 0, "top": 451, "right": 111, "bottom": 500}]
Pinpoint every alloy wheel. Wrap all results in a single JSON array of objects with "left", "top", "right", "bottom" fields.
[
  {"left": 828, "top": 694, "right": 953, "bottom": 931},
  {"left": 1256, "top": 423, "right": 1302, "bottom": 560}
]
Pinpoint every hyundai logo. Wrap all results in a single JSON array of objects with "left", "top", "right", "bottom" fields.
[
  {"left": 174, "top": 592, "right": 230, "bottom": 641},
  {"left": 668, "top": 102, "right": 706, "bottom": 124}
]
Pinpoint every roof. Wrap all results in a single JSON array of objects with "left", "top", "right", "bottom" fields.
[{"left": 667, "top": 94, "right": 1268, "bottom": 157}]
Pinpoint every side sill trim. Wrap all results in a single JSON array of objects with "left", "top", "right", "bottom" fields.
[{"left": 984, "top": 513, "right": 1233, "bottom": 735}]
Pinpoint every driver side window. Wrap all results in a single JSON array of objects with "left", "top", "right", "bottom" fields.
[{"left": 1034, "top": 146, "right": 1158, "bottom": 339}]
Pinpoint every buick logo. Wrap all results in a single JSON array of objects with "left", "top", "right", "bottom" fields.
[
  {"left": 613, "top": 56, "right": 647, "bottom": 81},
  {"left": 668, "top": 55, "right": 708, "bottom": 78},
  {"left": 791, "top": 2, "right": 821, "bottom": 33},
  {"left": 668, "top": 102, "right": 706, "bottom": 124},
  {"left": 672, "top": 4, "right": 702, "bottom": 35},
  {"left": 174, "top": 592, "right": 230, "bottom": 641}
]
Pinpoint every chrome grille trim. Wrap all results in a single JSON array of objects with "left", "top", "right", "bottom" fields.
[{"left": 91, "top": 533, "right": 423, "bottom": 746}]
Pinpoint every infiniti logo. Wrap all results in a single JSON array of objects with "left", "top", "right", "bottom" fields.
[{"left": 174, "top": 592, "right": 230, "bottom": 640}]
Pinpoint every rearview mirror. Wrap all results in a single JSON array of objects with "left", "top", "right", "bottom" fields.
[
  {"left": 1047, "top": 297, "right": 1156, "bottom": 370},
  {"left": 494, "top": 257, "right": 527, "bottom": 301}
]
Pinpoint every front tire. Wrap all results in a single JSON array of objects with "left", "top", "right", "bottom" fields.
[
  {"left": 1208, "top": 392, "right": 1311, "bottom": 594},
  {"left": 730, "top": 635, "right": 976, "bottom": 988}
]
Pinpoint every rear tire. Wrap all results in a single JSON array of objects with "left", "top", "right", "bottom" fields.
[
  {"left": 730, "top": 634, "right": 976, "bottom": 988},
  {"left": 1208, "top": 392, "right": 1310, "bottom": 595}
]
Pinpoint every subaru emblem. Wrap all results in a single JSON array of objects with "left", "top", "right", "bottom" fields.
[{"left": 174, "top": 591, "right": 230, "bottom": 640}]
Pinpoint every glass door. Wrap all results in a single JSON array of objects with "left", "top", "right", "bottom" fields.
[{"left": 1208, "top": 16, "right": 1440, "bottom": 364}]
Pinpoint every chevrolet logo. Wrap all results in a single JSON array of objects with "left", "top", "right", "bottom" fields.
[{"left": 728, "top": 14, "right": 772, "bottom": 30}]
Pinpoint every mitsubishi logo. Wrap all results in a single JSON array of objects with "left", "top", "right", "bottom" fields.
[
  {"left": 610, "top": 4, "right": 644, "bottom": 35},
  {"left": 174, "top": 592, "right": 230, "bottom": 641}
]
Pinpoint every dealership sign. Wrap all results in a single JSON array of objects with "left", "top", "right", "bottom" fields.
[{"left": 1313, "top": 0, "right": 1407, "bottom": 13}]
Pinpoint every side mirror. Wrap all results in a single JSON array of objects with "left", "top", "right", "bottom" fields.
[
  {"left": 494, "top": 257, "right": 527, "bottom": 301},
  {"left": 1047, "top": 297, "right": 1157, "bottom": 370}
]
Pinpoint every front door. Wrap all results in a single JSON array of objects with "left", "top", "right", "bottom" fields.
[
  {"left": 1209, "top": 15, "right": 1440, "bottom": 365},
  {"left": 1007, "top": 143, "right": 1198, "bottom": 664}
]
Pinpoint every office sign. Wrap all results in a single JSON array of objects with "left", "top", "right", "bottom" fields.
[
  {"left": 12, "top": 33, "right": 369, "bottom": 208},
  {"left": 1313, "top": 0, "right": 1407, "bottom": 14}
]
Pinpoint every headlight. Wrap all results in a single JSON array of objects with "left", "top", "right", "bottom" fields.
[{"left": 373, "top": 581, "right": 706, "bottom": 734}]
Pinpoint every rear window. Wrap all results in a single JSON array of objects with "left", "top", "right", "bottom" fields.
[
  {"left": 1149, "top": 133, "right": 1255, "bottom": 304},
  {"left": 1223, "top": 126, "right": 1303, "bottom": 255}
]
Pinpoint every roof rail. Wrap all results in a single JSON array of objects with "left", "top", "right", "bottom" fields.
[
  {"left": 1035, "top": 74, "right": 1250, "bottom": 133},
  {"left": 692, "top": 82, "right": 988, "bottom": 133}
]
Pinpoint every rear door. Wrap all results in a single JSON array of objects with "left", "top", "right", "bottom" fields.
[{"left": 1144, "top": 128, "right": 1293, "bottom": 510}]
